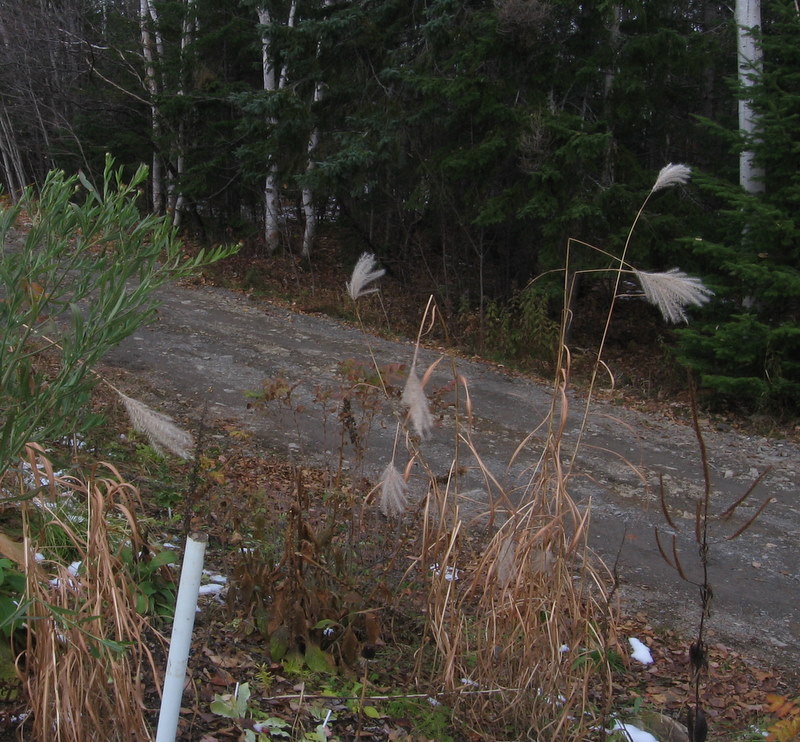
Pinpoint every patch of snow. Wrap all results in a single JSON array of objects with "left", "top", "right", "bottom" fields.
[
  {"left": 610, "top": 720, "right": 659, "bottom": 742},
  {"left": 198, "top": 583, "right": 225, "bottom": 596},
  {"left": 628, "top": 637, "right": 653, "bottom": 664},
  {"left": 429, "top": 563, "right": 461, "bottom": 581}
]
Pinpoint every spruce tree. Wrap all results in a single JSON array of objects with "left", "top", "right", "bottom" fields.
[{"left": 678, "top": 0, "right": 800, "bottom": 415}]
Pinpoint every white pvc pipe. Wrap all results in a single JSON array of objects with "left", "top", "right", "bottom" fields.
[{"left": 156, "top": 532, "right": 208, "bottom": 742}]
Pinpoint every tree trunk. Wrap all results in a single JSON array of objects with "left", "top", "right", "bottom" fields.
[
  {"left": 258, "top": 2, "right": 295, "bottom": 253},
  {"left": 0, "top": 106, "right": 26, "bottom": 200},
  {"left": 736, "top": 0, "right": 765, "bottom": 193},
  {"left": 172, "top": 0, "right": 197, "bottom": 228},
  {"left": 301, "top": 119, "right": 320, "bottom": 258},
  {"left": 300, "top": 0, "right": 331, "bottom": 258},
  {"left": 140, "top": 0, "right": 165, "bottom": 213}
]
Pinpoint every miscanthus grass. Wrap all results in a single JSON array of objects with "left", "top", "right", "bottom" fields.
[
  {"left": 116, "top": 391, "right": 193, "bottom": 459},
  {"left": 634, "top": 268, "right": 713, "bottom": 324},
  {"left": 337, "top": 164, "right": 713, "bottom": 739},
  {"left": 346, "top": 252, "right": 385, "bottom": 300}
]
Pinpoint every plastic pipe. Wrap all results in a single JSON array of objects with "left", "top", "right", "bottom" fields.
[{"left": 155, "top": 532, "right": 208, "bottom": 742}]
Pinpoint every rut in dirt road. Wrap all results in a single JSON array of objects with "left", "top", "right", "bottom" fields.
[{"left": 104, "top": 282, "right": 800, "bottom": 677}]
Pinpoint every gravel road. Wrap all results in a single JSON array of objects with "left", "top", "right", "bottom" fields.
[{"left": 103, "top": 282, "right": 800, "bottom": 679}]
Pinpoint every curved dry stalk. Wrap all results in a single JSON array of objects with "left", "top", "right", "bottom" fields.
[{"left": 19, "top": 451, "right": 164, "bottom": 742}]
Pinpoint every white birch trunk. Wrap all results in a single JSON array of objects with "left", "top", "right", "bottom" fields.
[
  {"left": 259, "top": 2, "right": 295, "bottom": 252},
  {"left": 736, "top": 0, "right": 765, "bottom": 193},
  {"left": 300, "top": 0, "right": 330, "bottom": 258},
  {"left": 172, "top": 0, "right": 197, "bottom": 228},
  {"left": 301, "top": 81, "right": 322, "bottom": 258},
  {"left": 140, "top": 0, "right": 164, "bottom": 213},
  {"left": 0, "top": 107, "right": 26, "bottom": 200}
]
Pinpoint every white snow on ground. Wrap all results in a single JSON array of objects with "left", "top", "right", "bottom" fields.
[
  {"left": 628, "top": 637, "right": 653, "bottom": 664},
  {"left": 198, "top": 583, "right": 225, "bottom": 596},
  {"left": 610, "top": 720, "right": 659, "bottom": 742}
]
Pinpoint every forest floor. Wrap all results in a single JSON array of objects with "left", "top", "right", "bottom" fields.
[{"left": 2, "top": 235, "right": 798, "bottom": 740}]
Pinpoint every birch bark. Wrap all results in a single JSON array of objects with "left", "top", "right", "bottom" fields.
[
  {"left": 258, "top": 2, "right": 295, "bottom": 252},
  {"left": 735, "top": 0, "right": 765, "bottom": 193},
  {"left": 301, "top": 79, "right": 323, "bottom": 257},
  {"left": 172, "top": 0, "right": 198, "bottom": 228},
  {"left": 140, "top": 0, "right": 165, "bottom": 213},
  {"left": 301, "top": 0, "right": 331, "bottom": 258},
  {"left": 0, "top": 107, "right": 26, "bottom": 200}
]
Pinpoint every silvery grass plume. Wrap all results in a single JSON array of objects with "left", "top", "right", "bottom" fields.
[
  {"left": 118, "top": 393, "right": 194, "bottom": 459},
  {"left": 379, "top": 462, "right": 408, "bottom": 517},
  {"left": 402, "top": 366, "right": 434, "bottom": 438},
  {"left": 651, "top": 163, "right": 691, "bottom": 193},
  {"left": 347, "top": 252, "right": 385, "bottom": 300},
  {"left": 634, "top": 268, "right": 713, "bottom": 324}
]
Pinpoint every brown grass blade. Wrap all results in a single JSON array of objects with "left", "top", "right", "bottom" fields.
[
  {"left": 720, "top": 467, "right": 771, "bottom": 520},
  {"left": 726, "top": 496, "right": 774, "bottom": 540},
  {"left": 655, "top": 528, "right": 677, "bottom": 570},
  {"left": 658, "top": 474, "right": 678, "bottom": 531}
]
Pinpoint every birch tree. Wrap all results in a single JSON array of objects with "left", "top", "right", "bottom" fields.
[
  {"left": 299, "top": 0, "right": 331, "bottom": 257},
  {"left": 139, "top": 0, "right": 166, "bottom": 212},
  {"left": 0, "top": 108, "right": 26, "bottom": 201},
  {"left": 171, "top": 0, "right": 198, "bottom": 227},
  {"left": 258, "top": 2, "right": 296, "bottom": 252},
  {"left": 736, "top": 0, "right": 765, "bottom": 193}
]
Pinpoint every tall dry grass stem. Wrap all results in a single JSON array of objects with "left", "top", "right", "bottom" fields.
[
  {"left": 425, "top": 374, "right": 617, "bottom": 740},
  {"left": 344, "top": 251, "right": 619, "bottom": 738},
  {"left": 20, "top": 324, "right": 195, "bottom": 459},
  {"left": 655, "top": 382, "right": 772, "bottom": 741},
  {"left": 20, "top": 445, "right": 161, "bottom": 741}
]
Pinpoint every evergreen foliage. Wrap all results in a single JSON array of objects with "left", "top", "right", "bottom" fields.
[
  {"left": 0, "top": 0, "right": 797, "bottom": 414},
  {"left": 678, "top": 0, "right": 800, "bottom": 414}
]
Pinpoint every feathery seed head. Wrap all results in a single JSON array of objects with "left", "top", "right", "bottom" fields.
[
  {"left": 651, "top": 163, "right": 692, "bottom": 193},
  {"left": 346, "top": 252, "right": 385, "bottom": 300},
  {"left": 379, "top": 462, "right": 408, "bottom": 517},
  {"left": 402, "top": 367, "right": 434, "bottom": 438},
  {"left": 634, "top": 268, "right": 713, "bottom": 324},
  {"left": 119, "top": 393, "right": 194, "bottom": 459}
]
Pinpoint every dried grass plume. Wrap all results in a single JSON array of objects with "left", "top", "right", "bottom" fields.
[
  {"left": 651, "top": 163, "right": 691, "bottom": 193},
  {"left": 119, "top": 392, "right": 194, "bottom": 458},
  {"left": 378, "top": 462, "right": 408, "bottom": 517},
  {"left": 346, "top": 252, "right": 385, "bottom": 300},
  {"left": 634, "top": 268, "right": 713, "bottom": 323},
  {"left": 402, "top": 367, "right": 434, "bottom": 438}
]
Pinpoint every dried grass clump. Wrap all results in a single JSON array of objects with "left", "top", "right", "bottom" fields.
[
  {"left": 419, "top": 378, "right": 617, "bottom": 741},
  {"left": 19, "top": 446, "right": 159, "bottom": 742}
]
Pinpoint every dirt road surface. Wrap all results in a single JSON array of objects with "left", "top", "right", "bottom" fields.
[{"left": 103, "top": 282, "right": 799, "bottom": 679}]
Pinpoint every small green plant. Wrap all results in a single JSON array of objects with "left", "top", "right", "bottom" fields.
[
  {"left": 119, "top": 546, "right": 177, "bottom": 617},
  {"left": 484, "top": 284, "right": 560, "bottom": 369},
  {"left": 384, "top": 696, "right": 454, "bottom": 742},
  {"left": 0, "top": 557, "right": 26, "bottom": 637},
  {"left": 210, "top": 682, "right": 291, "bottom": 741},
  {"left": 572, "top": 646, "right": 625, "bottom": 673}
]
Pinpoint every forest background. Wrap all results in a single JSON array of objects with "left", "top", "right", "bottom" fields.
[{"left": 1, "top": 0, "right": 798, "bottom": 416}]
